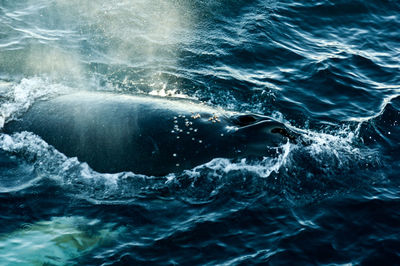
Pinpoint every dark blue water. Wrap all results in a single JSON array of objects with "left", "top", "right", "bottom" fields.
[{"left": 0, "top": 0, "right": 399, "bottom": 264}]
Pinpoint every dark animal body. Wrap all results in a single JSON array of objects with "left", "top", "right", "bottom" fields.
[{"left": 4, "top": 92, "right": 296, "bottom": 176}]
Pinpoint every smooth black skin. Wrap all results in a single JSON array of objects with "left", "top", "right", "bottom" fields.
[{"left": 4, "top": 92, "right": 295, "bottom": 176}]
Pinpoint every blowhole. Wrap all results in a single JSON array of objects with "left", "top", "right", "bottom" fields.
[{"left": 232, "top": 114, "right": 258, "bottom": 127}]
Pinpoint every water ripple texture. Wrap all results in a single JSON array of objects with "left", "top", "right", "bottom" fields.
[{"left": 0, "top": 0, "right": 399, "bottom": 264}]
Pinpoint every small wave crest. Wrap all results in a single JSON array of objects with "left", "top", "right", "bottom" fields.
[{"left": 0, "top": 77, "right": 75, "bottom": 128}]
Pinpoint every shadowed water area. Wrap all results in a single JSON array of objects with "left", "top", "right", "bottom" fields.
[{"left": 0, "top": 0, "right": 399, "bottom": 264}]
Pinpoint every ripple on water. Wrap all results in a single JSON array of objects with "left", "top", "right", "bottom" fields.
[{"left": 0, "top": 0, "right": 399, "bottom": 264}]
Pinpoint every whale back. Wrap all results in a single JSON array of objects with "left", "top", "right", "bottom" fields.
[
  {"left": 4, "top": 92, "right": 238, "bottom": 175},
  {"left": 4, "top": 92, "right": 293, "bottom": 175}
]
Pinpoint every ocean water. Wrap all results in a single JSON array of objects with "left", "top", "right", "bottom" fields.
[{"left": 0, "top": 0, "right": 399, "bottom": 265}]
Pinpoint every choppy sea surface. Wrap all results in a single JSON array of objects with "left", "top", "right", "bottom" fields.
[{"left": 0, "top": 0, "right": 399, "bottom": 265}]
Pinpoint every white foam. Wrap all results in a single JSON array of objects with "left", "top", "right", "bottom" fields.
[
  {"left": 148, "top": 83, "right": 194, "bottom": 99},
  {"left": 0, "top": 77, "right": 74, "bottom": 128},
  {"left": 183, "top": 141, "right": 293, "bottom": 179},
  {"left": 0, "top": 131, "right": 137, "bottom": 198}
]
